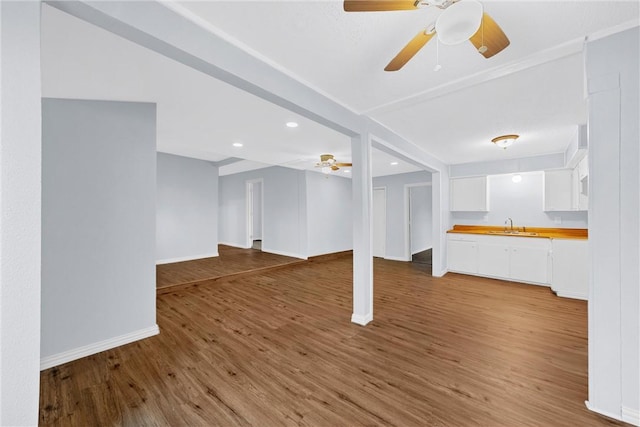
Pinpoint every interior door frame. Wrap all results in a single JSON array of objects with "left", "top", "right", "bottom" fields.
[
  {"left": 404, "top": 182, "right": 432, "bottom": 262},
  {"left": 245, "top": 178, "right": 264, "bottom": 249}
]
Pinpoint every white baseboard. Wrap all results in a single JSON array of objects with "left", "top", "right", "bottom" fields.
[
  {"left": 384, "top": 255, "right": 410, "bottom": 262},
  {"left": 40, "top": 325, "right": 159, "bottom": 371},
  {"left": 218, "top": 241, "right": 250, "bottom": 249},
  {"left": 585, "top": 400, "right": 634, "bottom": 425},
  {"left": 555, "top": 290, "right": 588, "bottom": 301},
  {"left": 262, "top": 247, "right": 307, "bottom": 260},
  {"left": 156, "top": 252, "right": 218, "bottom": 265},
  {"left": 411, "top": 245, "right": 432, "bottom": 255},
  {"left": 351, "top": 312, "right": 373, "bottom": 326},
  {"left": 432, "top": 268, "right": 448, "bottom": 278},
  {"left": 622, "top": 406, "right": 640, "bottom": 426}
]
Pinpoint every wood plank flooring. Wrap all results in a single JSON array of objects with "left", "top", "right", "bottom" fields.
[
  {"left": 156, "top": 245, "right": 303, "bottom": 292},
  {"left": 40, "top": 257, "right": 624, "bottom": 426}
]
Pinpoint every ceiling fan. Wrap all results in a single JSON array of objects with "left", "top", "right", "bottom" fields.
[
  {"left": 344, "top": 0, "right": 510, "bottom": 71},
  {"left": 315, "top": 154, "right": 352, "bottom": 174}
]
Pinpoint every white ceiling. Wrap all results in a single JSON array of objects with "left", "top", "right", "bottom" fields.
[{"left": 41, "top": 1, "right": 639, "bottom": 173}]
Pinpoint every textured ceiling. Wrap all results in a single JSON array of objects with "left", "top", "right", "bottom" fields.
[{"left": 41, "top": 1, "right": 639, "bottom": 172}]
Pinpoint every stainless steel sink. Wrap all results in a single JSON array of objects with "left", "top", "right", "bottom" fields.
[{"left": 486, "top": 231, "right": 538, "bottom": 236}]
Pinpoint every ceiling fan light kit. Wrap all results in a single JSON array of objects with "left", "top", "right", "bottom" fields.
[
  {"left": 316, "top": 154, "right": 352, "bottom": 174},
  {"left": 344, "top": 0, "right": 509, "bottom": 71},
  {"left": 491, "top": 134, "right": 519, "bottom": 149},
  {"left": 435, "top": 0, "right": 483, "bottom": 45}
]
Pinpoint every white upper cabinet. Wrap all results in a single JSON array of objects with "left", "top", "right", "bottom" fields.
[
  {"left": 543, "top": 170, "right": 574, "bottom": 211},
  {"left": 578, "top": 154, "right": 589, "bottom": 181},
  {"left": 544, "top": 162, "right": 588, "bottom": 212},
  {"left": 450, "top": 176, "right": 489, "bottom": 212}
]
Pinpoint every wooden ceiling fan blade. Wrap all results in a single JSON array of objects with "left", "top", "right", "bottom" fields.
[
  {"left": 344, "top": 0, "right": 420, "bottom": 12},
  {"left": 469, "top": 13, "right": 509, "bottom": 58},
  {"left": 385, "top": 29, "right": 435, "bottom": 71},
  {"left": 335, "top": 163, "right": 352, "bottom": 167}
]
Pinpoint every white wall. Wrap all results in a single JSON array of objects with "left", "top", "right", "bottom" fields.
[
  {"left": 41, "top": 99, "right": 158, "bottom": 367},
  {"left": 410, "top": 185, "right": 432, "bottom": 254},
  {"left": 0, "top": 2, "right": 42, "bottom": 424},
  {"left": 449, "top": 153, "right": 565, "bottom": 177},
  {"left": 306, "top": 171, "right": 352, "bottom": 257},
  {"left": 451, "top": 172, "right": 588, "bottom": 229},
  {"left": 156, "top": 153, "right": 219, "bottom": 263},
  {"left": 372, "top": 171, "right": 432, "bottom": 261},
  {"left": 586, "top": 26, "right": 639, "bottom": 425},
  {"left": 252, "top": 181, "right": 262, "bottom": 240},
  {"left": 219, "top": 166, "right": 307, "bottom": 258}
]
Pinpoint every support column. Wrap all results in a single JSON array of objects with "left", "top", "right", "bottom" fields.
[
  {"left": 351, "top": 133, "right": 373, "bottom": 325},
  {"left": 430, "top": 171, "right": 449, "bottom": 277},
  {"left": 0, "top": 1, "right": 42, "bottom": 425}
]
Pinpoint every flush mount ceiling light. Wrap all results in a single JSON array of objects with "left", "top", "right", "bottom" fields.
[
  {"left": 492, "top": 134, "right": 519, "bottom": 149},
  {"left": 232, "top": 142, "right": 243, "bottom": 147},
  {"left": 390, "top": 162, "right": 399, "bottom": 166},
  {"left": 512, "top": 174, "right": 522, "bottom": 183},
  {"left": 286, "top": 121, "right": 298, "bottom": 128}
]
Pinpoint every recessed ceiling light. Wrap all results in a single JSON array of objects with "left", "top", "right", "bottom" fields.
[
  {"left": 344, "top": 169, "right": 350, "bottom": 173},
  {"left": 286, "top": 122, "right": 298, "bottom": 128},
  {"left": 390, "top": 162, "right": 399, "bottom": 166},
  {"left": 232, "top": 142, "right": 243, "bottom": 147}
]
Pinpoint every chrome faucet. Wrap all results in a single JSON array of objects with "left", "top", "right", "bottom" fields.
[{"left": 505, "top": 217, "right": 514, "bottom": 233}]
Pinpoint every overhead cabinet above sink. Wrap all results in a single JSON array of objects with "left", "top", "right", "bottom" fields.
[{"left": 450, "top": 176, "right": 489, "bottom": 212}]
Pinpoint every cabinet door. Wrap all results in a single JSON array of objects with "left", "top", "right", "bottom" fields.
[
  {"left": 447, "top": 240, "right": 478, "bottom": 274},
  {"left": 510, "top": 246, "right": 549, "bottom": 284},
  {"left": 544, "top": 170, "right": 573, "bottom": 211},
  {"left": 578, "top": 154, "right": 588, "bottom": 180},
  {"left": 477, "top": 243, "right": 510, "bottom": 279},
  {"left": 551, "top": 239, "right": 588, "bottom": 299},
  {"left": 450, "top": 177, "right": 488, "bottom": 211}
]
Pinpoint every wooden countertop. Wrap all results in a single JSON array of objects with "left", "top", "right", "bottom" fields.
[{"left": 447, "top": 224, "right": 588, "bottom": 240}]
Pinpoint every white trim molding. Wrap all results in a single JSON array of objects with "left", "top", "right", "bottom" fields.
[
  {"left": 584, "top": 401, "right": 640, "bottom": 426},
  {"left": 351, "top": 312, "right": 373, "bottom": 326},
  {"left": 261, "top": 247, "right": 307, "bottom": 260},
  {"left": 218, "top": 241, "right": 251, "bottom": 249},
  {"left": 156, "top": 252, "right": 219, "bottom": 265},
  {"left": 432, "top": 268, "right": 448, "bottom": 278},
  {"left": 622, "top": 406, "right": 640, "bottom": 426},
  {"left": 40, "top": 325, "right": 160, "bottom": 371},
  {"left": 555, "top": 291, "right": 588, "bottom": 301},
  {"left": 384, "top": 255, "right": 410, "bottom": 262}
]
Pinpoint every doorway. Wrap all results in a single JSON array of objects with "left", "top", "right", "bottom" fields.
[
  {"left": 246, "top": 179, "right": 263, "bottom": 250},
  {"left": 406, "top": 183, "right": 433, "bottom": 272},
  {"left": 373, "top": 187, "right": 386, "bottom": 258}
]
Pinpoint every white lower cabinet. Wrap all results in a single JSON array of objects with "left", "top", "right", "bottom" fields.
[
  {"left": 448, "top": 234, "right": 551, "bottom": 285},
  {"left": 447, "top": 237, "right": 478, "bottom": 274},
  {"left": 477, "top": 242, "right": 509, "bottom": 278},
  {"left": 551, "top": 239, "right": 588, "bottom": 300},
  {"left": 509, "top": 244, "right": 550, "bottom": 285}
]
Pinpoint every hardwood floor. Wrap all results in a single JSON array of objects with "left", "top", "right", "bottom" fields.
[
  {"left": 156, "top": 244, "right": 303, "bottom": 293},
  {"left": 40, "top": 257, "right": 624, "bottom": 426}
]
